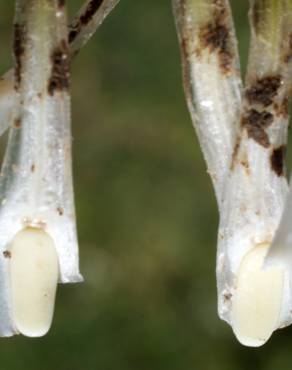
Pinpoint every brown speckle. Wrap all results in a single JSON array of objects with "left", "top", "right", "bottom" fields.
[
  {"left": 230, "top": 137, "right": 240, "bottom": 170},
  {"left": 240, "top": 158, "right": 250, "bottom": 175},
  {"left": 13, "top": 23, "right": 25, "bottom": 89},
  {"left": 14, "top": 118, "right": 21, "bottom": 128},
  {"left": 274, "top": 97, "right": 290, "bottom": 118},
  {"left": 31, "top": 164, "right": 35, "bottom": 172},
  {"left": 223, "top": 292, "right": 232, "bottom": 302},
  {"left": 48, "top": 40, "right": 70, "bottom": 95},
  {"left": 271, "top": 145, "right": 286, "bottom": 176},
  {"left": 80, "top": 0, "right": 104, "bottom": 25},
  {"left": 199, "top": 1, "right": 233, "bottom": 73},
  {"left": 58, "top": 0, "right": 65, "bottom": 7},
  {"left": 57, "top": 207, "right": 64, "bottom": 216},
  {"left": 68, "top": 0, "right": 104, "bottom": 44},
  {"left": 284, "top": 33, "right": 292, "bottom": 63},
  {"left": 246, "top": 75, "right": 282, "bottom": 107},
  {"left": 3, "top": 251, "right": 11, "bottom": 259}
]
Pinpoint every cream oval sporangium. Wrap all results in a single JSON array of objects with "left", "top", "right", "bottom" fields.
[{"left": 10, "top": 228, "right": 59, "bottom": 337}]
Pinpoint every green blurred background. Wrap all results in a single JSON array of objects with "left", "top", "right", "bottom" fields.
[{"left": 0, "top": 1, "right": 291, "bottom": 369}]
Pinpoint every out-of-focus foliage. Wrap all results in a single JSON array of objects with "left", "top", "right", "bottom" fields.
[{"left": 0, "top": 1, "right": 291, "bottom": 369}]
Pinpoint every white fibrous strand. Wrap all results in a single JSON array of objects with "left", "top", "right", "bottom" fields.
[
  {"left": 173, "top": 0, "right": 292, "bottom": 346},
  {"left": 0, "top": 0, "right": 81, "bottom": 337}
]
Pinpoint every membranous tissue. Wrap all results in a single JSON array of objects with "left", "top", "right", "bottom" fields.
[
  {"left": 173, "top": 0, "right": 292, "bottom": 346},
  {"left": 0, "top": 0, "right": 121, "bottom": 337},
  {"left": 0, "top": 0, "right": 82, "bottom": 337}
]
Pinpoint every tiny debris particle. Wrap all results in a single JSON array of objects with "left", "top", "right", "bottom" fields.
[
  {"left": 240, "top": 159, "right": 250, "bottom": 174},
  {"left": 271, "top": 146, "right": 286, "bottom": 177},
  {"left": 31, "top": 164, "right": 35, "bottom": 172},
  {"left": 57, "top": 207, "right": 64, "bottom": 216},
  {"left": 245, "top": 76, "right": 282, "bottom": 107},
  {"left": 13, "top": 23, "right": 25, "bottom": 89},
  {"left": 3, "top": 251, "right": 11, "bottom": 259},
  {"left": 230, "top": 137, "right": 241, "bottom": 170},
  {"left": 14, "top": 118, "right": 21, "bottom": 128},
  {"left": 223, "top": 292, "right": 232, "bottom": 302},
  {"left": 48, "top": 40, "right": 70, "bottom": 95}
]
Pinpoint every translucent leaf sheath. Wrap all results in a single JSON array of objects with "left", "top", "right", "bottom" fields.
[
  {"left": 68, "top": 0, "right": 120, "bottom": 56},
  {"left": 264, "top": 1, "right": 292, "bottom": 271},
  {"left": 174, "top": 0, "right": 292, "bottom": 346},
  {"left": 0, "top": 0, "right": 81, "bottom": 336},
  {"left": 218, "top": 0, "right": 292, "bottom": 334},
  {"left": 0, "top": 0, "right": 120, "bottom": 137},
  {"left": 172, "top": 0, "right": 242, "bottom": 203}
]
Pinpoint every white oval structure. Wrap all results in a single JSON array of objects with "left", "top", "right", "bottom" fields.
[
  {"left": 10, "top": 228, "right": 59, "bottom": 337},
  {"left": 232, "top": 244, "right": 284, "bottom": 347}
]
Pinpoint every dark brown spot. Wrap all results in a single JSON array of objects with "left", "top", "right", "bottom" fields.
[
  {"left": 243, "top": 109, "right": 274, "bottom": 127},
  {"left": 240, "top": 158, "right": 250, "bottom": 175},
  {"left": 58, "top": 0, "right": 65, "bottom": 7},
  {"left": 230, "top": 137, "right": 241, "bottom": 170},
  {"left": 223, "top": 292, "right": 232, "bottom": 302},
  {"left": 68, "top": 0, "right": 104, "bottom": 45},
  {"left": 199, "top": 1, "right": 233, "bottom": 73},
  {"left": 3, "top": 251, "right": 11, "bottom": 259},
  {"left": 246, "top": 75, "right": 282, "bottom": 107},
  {"left": 80, "top": 0, "right": 104, "bottom": 25},
  {"left": 37, "top": 92, "right": 42, "bottom": 99},
  {"left": 48, "top": 40, "right": 70, "bottom": 95},
  {"left": 271, "top": 146, "right": 286, "bottom": 176},
  {"left": 241, "top": 109, "right": 272, "bottom": 148},
  {"left": 13, "top": 23, "right": 25, "bottom": 89},
  {"left": 242, "top": 126, "right": 270, "bottom": 148},
  {"left": 31, "top": 164, "right": 35, "bottom": 172},
  {"left": 68, "top": 28, "right": 78, "bottom": 44},
  {"left": 57, "top": 207, "right": 64, "bottom": 216},
  {"left": 14, "top": 118, "right": 21, "bottom": 128}
]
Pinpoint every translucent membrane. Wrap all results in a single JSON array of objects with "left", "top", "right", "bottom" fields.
[{"left": 266, "top": 179, "right": 292, "bottom": 268}]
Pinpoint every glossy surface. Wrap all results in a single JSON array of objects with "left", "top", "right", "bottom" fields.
[{"left": 10, "top": 228, "right": 59, "bottom": 337}]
